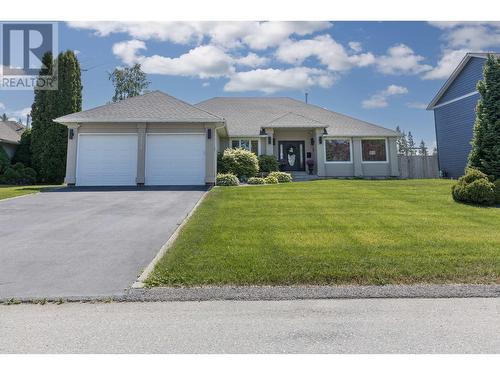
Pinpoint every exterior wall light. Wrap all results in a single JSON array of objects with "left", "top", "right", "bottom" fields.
[
  {"left": 310, "top": 137, "right": 315, "bottom": 146},
  {"left": 69, "top": 129, "right": 74, "bottom": 139},
  {"left": 207, "top": 128, "right": 212, "bottom": 139},
  {"left": 319, "top": 136, "right": 323, "bottom": 144}
]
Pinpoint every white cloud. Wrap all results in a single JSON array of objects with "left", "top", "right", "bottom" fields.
[
  {"left": 348, "top": 41, "right": 363, "bottom": 52},
  {"left": 202, "top": 82, "right": 210, "bottom": 87},
  {"left": 424, "top": 22, "right": 500, "bottom": 80},
  {"left": 375, "top": 44, "right": 432, "bottom": 75},
  {"left": 68, "top": 21, "right": 331, "bottom": 50},
  {"left": 406, "top": 101, "right": 428, "bottom": 109},
  {"left": 422, "top": 49, "right": 468, "bottom": 80},
  {"left": 224, "top": 67, "right": 335, "bottom": 94},
  {"left": 113, "top": 40, "right": 235, "bottom": 78},
  {"left": 276, "top": 34, "right": 375, "bottom": 71},
  {"left": 0, "top": 102, "right": 5, "bottom": 111},
  {"left": 235, "top": 53, "right": 269, "bottom": 67},
  {"left": 362, "top": 84, "right": 408, "bottom": 109}
]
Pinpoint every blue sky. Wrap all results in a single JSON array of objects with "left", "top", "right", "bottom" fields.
[{"left": 2, "top": 21, "right": 499, "bottom": 148}]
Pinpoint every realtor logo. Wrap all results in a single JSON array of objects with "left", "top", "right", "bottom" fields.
[{"left": 1, "top": 22, "right": 58, "bottom": 90}]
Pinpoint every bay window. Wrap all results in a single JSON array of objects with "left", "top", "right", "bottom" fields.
[
  {"left": 325, "top": 138, "right": 351, "bottom": 162},
  {"left": 361, "top": 139, "right": 387, "bottom": 162}
]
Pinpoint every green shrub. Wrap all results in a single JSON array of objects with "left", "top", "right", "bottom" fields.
[
  {"left": 268, "top": 171, "right": 293, "bottom": 183},
  {"left": 247, "top": 177, "right": 266, "bottom": 185},
  {"left": 264, "top": 175, "right": 279, "bottom": 184},
  {"left": 452, "top": 168, "right": 495, "bottom": 205},
  {"left": 258, "top": 155, "right": 279, "bottom": 173},
  {"left": 0, "top": 162, "right": 37, "bottom": 185},
  {"left": 461, "top": 168, "right": 488, "bottom": 184},
  {"left": 216, "top": 173, "right": 239, "bottom": 186},
  {"left": 492, "top": 179, "right": 500, "bottom": 204},
  {"left": 221, "top": 148, "right": 259, "bottom": 180},
  {"left": 217, "top": 152, "right": 229, "bottom": 174},
  {"left": 0, "top": 146, "right": 9, "bottom": 174}
]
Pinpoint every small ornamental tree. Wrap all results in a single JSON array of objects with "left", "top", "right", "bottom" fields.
[
  {"left": 407, "top": 131, "right": 416, "bottom": 156},
  {"left": 419, "top": 140, "right": 428, "bottom": 156},
  {"left": 468, "top": 54, "right": 500, "bottom": 180}
]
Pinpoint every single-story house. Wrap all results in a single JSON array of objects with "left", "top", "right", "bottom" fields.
[
  {"left": 427, "top": 52, "right": 498, "bottom": 178},
  {"left": 0, "top": 120, "right": 25, "bottom": 159},
  {"left": 55, "top": 90, "right": 400, "bottom": 186}
]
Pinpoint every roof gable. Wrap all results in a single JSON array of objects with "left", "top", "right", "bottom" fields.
[
  {"left": 55, "top": 91, "right": 223, "bottom": 124},
  {"left": 427, "top": 53, "right": 499, "bottom": 110},
  {"left": 266, "top": 112, "right": 328, "bottom": 128}
]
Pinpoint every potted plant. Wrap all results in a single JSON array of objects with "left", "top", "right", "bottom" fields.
[{"left": 306, "top": 159, "right": 314, "bottom": 175}]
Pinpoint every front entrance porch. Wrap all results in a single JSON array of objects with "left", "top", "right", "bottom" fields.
[{"left": 278, "top": 140, "right": 306, "bottom": 171}]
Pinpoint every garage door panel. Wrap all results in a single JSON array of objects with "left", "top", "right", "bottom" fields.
[
  {"left": 77, "top": 135, "right": 138, "bottom": 186},
  {"left": 146, "top": 134, "right": 205, "bottom": 185}
]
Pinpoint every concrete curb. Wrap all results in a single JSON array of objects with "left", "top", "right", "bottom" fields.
[
  {"left": 2, "top": 284, "right": 499, "bottom": 304},
  {"left": 131, "top": 189, "right": 211, "bottom": 288}
]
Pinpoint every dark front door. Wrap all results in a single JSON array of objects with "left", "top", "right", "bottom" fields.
[{"left": 278, "top": 141, "right": 305, "bottom": 171}]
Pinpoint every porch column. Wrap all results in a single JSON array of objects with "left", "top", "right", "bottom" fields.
[
  {"left": 64, "top": 123, "right": 80, "bottom": 185},
  {"left": 136, "top": 123, "right": 147, "bottom": 185},
  {"left": 265, "top": 128, "right": 274, "bottom": 156},
  {"left": 352, "top": 138, "right": 363, "bottom": 177},
  {"left": 314, "top": 128, "right": 325, "bottom": 176},
  {"left": 205, "top": 123, "right": 217, "bottom": 184}
]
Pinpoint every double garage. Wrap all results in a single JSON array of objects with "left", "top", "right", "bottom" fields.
[{"left": 75, "top": 132, "right": 207, "bottom": 186}]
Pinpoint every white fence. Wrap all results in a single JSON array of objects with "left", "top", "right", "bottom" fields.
[{"left": 398, "top": 155, "right": 439, "bottom": 179}]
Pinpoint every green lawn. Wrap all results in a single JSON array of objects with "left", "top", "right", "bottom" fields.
[
  {"left": 146, "top": 179, "right": 500, "bottom": 286},
  {"left": 0, "top": 185, "right": 62, "bottom": 200}
]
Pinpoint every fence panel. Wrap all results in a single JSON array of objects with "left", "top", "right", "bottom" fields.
[{"left": 398, "top": 155, "right": 439, "bottom": 179}]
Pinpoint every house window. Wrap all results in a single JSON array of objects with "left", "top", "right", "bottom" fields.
[
  {"left": 325, "top": 139, "right": 351, "bottom": 162},
  {"left": 361, "top": 139, "right": 387, "bottom": 162},
  {"left": 231, "top": 139, "right": 259, "bottom": 154}
]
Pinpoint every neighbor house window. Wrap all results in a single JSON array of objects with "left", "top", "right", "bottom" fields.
[
  {"left": 325, "top": 139, "right": 351, "bottom": 162},
  {"left": 231, "top": 139, "right": 259, "bottom": 154},
  {"left": 361, "top": 139, "right": 387, "bottom": 162}
]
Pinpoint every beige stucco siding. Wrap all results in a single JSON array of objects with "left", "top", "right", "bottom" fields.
[{"left": 65, "top": 122, "right": 220, "bottom": 185}]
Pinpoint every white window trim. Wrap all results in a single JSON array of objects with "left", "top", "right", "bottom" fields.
[
  {"left": 230, "top": 138, "right": 261, "bottom": 155},
  {"left": 324, "top": 137, "right": 353, "bottom": 164},
  {"left": 361, "top": 138, "right": 389, "bottom": 163}
]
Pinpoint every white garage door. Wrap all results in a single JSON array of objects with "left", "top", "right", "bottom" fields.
[
  {"left": 76, "top": 134, "right": 138, "bottom": 186},
  {"left": 145, "top": 134, "right": 205, "bottom": 185}
]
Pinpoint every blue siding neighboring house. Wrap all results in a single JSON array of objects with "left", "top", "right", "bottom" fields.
[{"left": 427, "top": 53, "right": 498, "bottom": 178}]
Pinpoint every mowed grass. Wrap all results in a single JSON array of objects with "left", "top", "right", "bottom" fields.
[
  {"left": 0, "top": 185, "right": 62, "bottom": 200},
  {"left": 147, "top": 179, "right": 500, "bottom": 286}
]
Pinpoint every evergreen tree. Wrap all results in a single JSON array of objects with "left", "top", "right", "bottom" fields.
[
  {"left": 419, "top": 140, "right": 428, "bottom": 156},
  {"left": 396, "top": 126, "right": 409, "bottom": 155},
  {"left": 1, "top": 113, "right": 7, "bottom": 121},
  {"left": 30, "top": 50, "right": 82, "bottom": 183},
  {"left": 12, "top": 129, "right": 32, "bottom": 167},
  {"left": 468, "top": 54, "right": 500, "bottom": 179},
  {"left": 407, "top": 131, "right": 416, "bottom": 155},
  {"left": 109, "top": 63, "right": 150, "bottom": 102}
]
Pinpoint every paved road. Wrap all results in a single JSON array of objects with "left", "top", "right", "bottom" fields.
[
  {"left": 1, "top": 298, "right": 498, "bottom": 353},
  {"left": 0, "top": 187, "right": 206, "bottom": 299}
]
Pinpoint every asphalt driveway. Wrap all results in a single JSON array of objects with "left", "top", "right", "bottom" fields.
[{"left": 0, "top": 187, "right": 206, "bottom": 299}]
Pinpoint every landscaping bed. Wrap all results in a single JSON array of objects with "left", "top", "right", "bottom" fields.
[{"left": 146, "top": 179, "right": 500, "bottom": 286}]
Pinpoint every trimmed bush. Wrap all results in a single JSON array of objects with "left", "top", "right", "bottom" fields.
[
  {"left": 217, "top": 152, "right": 229, "bottom": 174},
  {"left": 452, "top": 168, "right": 495, "bottom": 205},
  {"left": 0, "top": 146, "right": 9, "bottom": 174},
  {"left": 0, "top": 162, "right": 37, "bottom": 185},
  {"left": 264, "top": 175, "right": 279, "bottom": 184},
  {"left": 493, "top": 179, "right": 500, "bottom": 204},
  {"left": 221, "top": 148, "right": 259, "bottom": 180},
  {"left": 268, "top": 171, "right": 293, "bottom": 183},
  {"left": 247, "top": 177, "right": 266, "bottom": 185},
  {"left": 461, "top": 168, "right": 488, "bottom": 184},
  {"left": 216, "top": 173, "right": 239, "bottom": 186},
  {"left": 258, "top": 155, "right": 279, "bottom": 173}
]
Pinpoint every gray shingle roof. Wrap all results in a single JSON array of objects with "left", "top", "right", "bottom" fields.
[
  {"left": 0, "top": 121, "right": 25, "bottom": 144},
  {"left": 197, "top": 97, "right": 399, "bottom": 137},
  {"left": 54, "top": 91, "right": 223, "bottom": 124}
]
